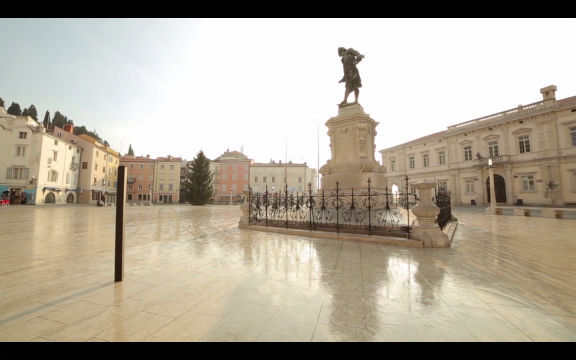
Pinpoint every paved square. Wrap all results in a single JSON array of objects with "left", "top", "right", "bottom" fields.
[{"left": 1, "top": 204, "right": 575, "bottom": 342}]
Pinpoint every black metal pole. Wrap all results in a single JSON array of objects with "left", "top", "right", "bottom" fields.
[
  {"left": 285, "top": 183, "right": 289, "bottom": 229},
  {"left": 406, "top": 175, "right": 410, "bottom": 240},
  {"left": 265, "top": 185, "right": 268, "bottom": 227},
  {"left": 309, "top": 183, "right": 313, "bottom": 232},
  {"left": 115, "top": 165, "right": 126, "bottom": 282}
]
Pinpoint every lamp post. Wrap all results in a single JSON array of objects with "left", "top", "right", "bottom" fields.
[
  {"left": 230, "top": 189, "right": 233, "bottom": 205},
  {"left": 149, "top": 185, "right": 152, "bottom": 206},
  {"left": 484, "top": 158, "right": 501, "bottom": 215}
]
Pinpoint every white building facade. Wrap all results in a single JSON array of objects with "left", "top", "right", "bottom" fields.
[
  {"left": 0, "top": 108, "right": 83, "bottom": 205},
  {"left": 250, "top": 160, "right": 318, "bottom": 194},
  {"left": 380, "top": 86, "right": 576, "bottom": 206}
]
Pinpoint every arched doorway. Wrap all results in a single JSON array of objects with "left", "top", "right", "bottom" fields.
[
  {"left": 391, "top": 184, "right": 399, "bottom": 205},
  {"left": 45, "top": 192, "right": 56, "bottom": 204},
  {"left": 486, "top": 174, "right": 507, "bottom": 204},
  {"left": 66, "top": 193, "right": 75, "bottom": 203}
]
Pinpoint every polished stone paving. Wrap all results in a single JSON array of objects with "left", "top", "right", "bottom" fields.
[{"left": 1, "top": 204, "right": 575, "bottom": 342}]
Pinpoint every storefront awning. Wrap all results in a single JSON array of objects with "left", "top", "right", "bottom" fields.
[{"left": 65, "top": 188, "right": 77, "bottom": 192}]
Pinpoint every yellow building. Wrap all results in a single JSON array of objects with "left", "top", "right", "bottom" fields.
[{"left": 154, "top": 155, "right": 182, "bottom": 203}]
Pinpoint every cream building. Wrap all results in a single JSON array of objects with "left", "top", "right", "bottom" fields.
[
  {"left": 250, "top": 160, "right": 318, "bottom": 194},
  {"left": 51, "top": 128, "right": 118, "bottom": 205},
  {"left": 154, "top": 155, "right": 182, "bottom": 203},
  {"left": 1, "top": 109, "right": 83, "bottom": 205},
  {"left": 380, "top": 85, "right": 576, "bottom": 206}
]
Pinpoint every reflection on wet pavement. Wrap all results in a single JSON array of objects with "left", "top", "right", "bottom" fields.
[{"left": 1, "top": 204, "right": 575, "bottom": 342}]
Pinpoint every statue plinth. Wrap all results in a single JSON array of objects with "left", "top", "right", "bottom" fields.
[{"left": 320, "top": 103, "right": 386, "bottom": 191}]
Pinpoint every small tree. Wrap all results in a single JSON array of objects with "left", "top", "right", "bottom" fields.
[
  {"left": 128, "top": 144, "right": 135, "bottom": 156},
  {"left": 182, "top": 151, "right": 213, "bottom": 205},
  {"left": 0, "top": 97, "right": 5, "bottom": 108},
  {"left": 43, "top": 110, "right": 50, "bottom": 128},
  {"left": 545, "top": 180, "right": 559, "bottom": 200},
  {"left": 7, "top": 102, "right": 22, "bottom": 115}
]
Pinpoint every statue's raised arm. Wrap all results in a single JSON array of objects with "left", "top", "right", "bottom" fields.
[{"left": 338, "top": 47, "right": 364, "bottom": 106}]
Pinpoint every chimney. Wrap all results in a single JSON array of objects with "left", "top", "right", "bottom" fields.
[
  {"left": 146, "top": 154, "right": 150, "bottom": 158},
  {"left": 540, "top": 85, "right": 557, "bottom": 108},
  {"left": 64, "top": 123, "right": 74, "bottom": 134}
]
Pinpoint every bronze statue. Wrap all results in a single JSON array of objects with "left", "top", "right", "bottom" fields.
[{"left": 338, "top": 47, "right": 364, "bottom": 105}]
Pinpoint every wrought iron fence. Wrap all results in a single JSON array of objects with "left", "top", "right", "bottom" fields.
[
  {"left": 434, "top": 184, "right": 452, "bottom": 230},
  {"left": 248, "top": 176, "right": 419, "bottom": 238}
]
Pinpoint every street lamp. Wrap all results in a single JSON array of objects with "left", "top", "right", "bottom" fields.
[
  {"left": 230, "top": 189, "right": 233, "bottom": 205},
  {"left": 149, "top": 185, "right": 152, "bottom": 206}
]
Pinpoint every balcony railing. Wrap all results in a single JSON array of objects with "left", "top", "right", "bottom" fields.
[
  {"left": 447, "top": 101, "right": 547, "bottom": 132},
  {"left": 476, "top": 155, "right": 509, "bottom": 166},
  {"left": 70, "top": 163, "right": 79, "bottom": 170},
  {"left": 127, "top": 178, "right": 136, "bottom": 184}
]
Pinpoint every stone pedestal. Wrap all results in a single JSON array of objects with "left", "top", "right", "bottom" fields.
[
  {"left": 238, "top": 191, "right": 250, "bottom": 227},
  {"left": 411, "top": 181, "right": 450, "bottom": 248},
  {"left": 319, "top": 103, "right": 387, "bottom": 192}
]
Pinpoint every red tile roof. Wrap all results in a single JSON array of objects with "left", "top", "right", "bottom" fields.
[{"left": 558, "top": 95, "right": 576, "bottom": 106}]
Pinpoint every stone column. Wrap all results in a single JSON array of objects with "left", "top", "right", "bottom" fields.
[
  {"left": 238, "top": 190, "right": 251, "bottom": 227},
  {"left": 505, "top": 165, "right": 514, "bottom": 205},
  {"left": 411, "top": 181, "right": 450, "bottom": 248}
]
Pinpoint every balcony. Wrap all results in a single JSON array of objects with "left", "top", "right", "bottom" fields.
[
  {"left": 70, "top": 163, "right": 79, "bottom": 170},
  {"left": 127, "top": 178, "right": 136, "bottom": 184},
  {"left": 475, "top": 155, "right": 509, "bottom": 167}
]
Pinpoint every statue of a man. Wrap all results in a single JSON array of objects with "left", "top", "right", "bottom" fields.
[{"left": 338, "top": 47, "right": 364, "bottom": 105}]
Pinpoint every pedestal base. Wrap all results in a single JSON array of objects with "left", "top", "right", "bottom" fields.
[
  {"left": 321, "top": 171, "right": 387, "bottom": 191},
  {"left": 411, "top": 226, "right": 450, "bottom": 248}
]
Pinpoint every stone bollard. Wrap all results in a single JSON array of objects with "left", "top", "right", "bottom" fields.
[
  {"left": 238, "top": 190, "right": 251, "bottom": 227},
  {"left": 411, "top": 181, "right": 450, "bottom": 248}
]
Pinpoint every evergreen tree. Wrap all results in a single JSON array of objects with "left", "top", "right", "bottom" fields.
[
  {"left": 43, "top": 111, "right": 50, "bottom": 128},
  {"left": 0, "top": 97, "right": 4, "bottom": 108},
  {"left": 182, "top": 151, "right": 213, "bottom": 205},
  {"left": 21, "top": 104, "right": 38, "bottom": 121},
  {"left": 128, "top": 144, "right": 135, "bottom": 156},
  {"left": 7, "top": 102, "right": 22, "bottom": 115},
  {"left": 52, "top": 111, "right": 67, "bottom": 128}
]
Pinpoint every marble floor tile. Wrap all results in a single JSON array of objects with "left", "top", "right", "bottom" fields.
[
  {"left": 256, "top": 303, "right": 322, "bottom": 342},
  {"left": 94, "top": 311, "right": 174, "bottom": 342},
  {"left": 39, "top": 300, "right": 108, "bottom": 325},
  {"left": 200, "top": 302, "right": 278, "bottom": 342},
  {"left": 43, "top": 298, "right": 153, "bottom": 342},
  {"left": 2, "top": 205, "right": 576, "bottom": 341},
  {"left": 0, "top": 317, "right": 65, "bottom": 342},
  {"left": 190, "top": 286, "right": 256, "bottom": 317},
  {"left": 312, "top": 323, "right": 367, "bottom": 342},
  {"left": 411, "top": 317, "right": 477, "bottom": 342},
  {"left": 366, "top": 323, "right": 421, "bottom": 342},
  {"left": 489, "top": 304, "right": 576, "bottom": 342},
  {"left": 144, "top": 311, "right": 222, "bottom": 342},
  {"left": 318, "top": 294, "right": 366, "bottom": 329},
  {"left": 451, "top": 307, "right": 533, "bottom": 342}
]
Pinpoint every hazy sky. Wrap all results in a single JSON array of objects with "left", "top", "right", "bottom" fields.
[{"left": 1, "top": 19, "right": 575, "bottom": 170}]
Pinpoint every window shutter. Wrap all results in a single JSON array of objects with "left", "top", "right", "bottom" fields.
[
  {"left": 24, "top": 168, "right": 29, "bottom": 180},
  {"left": 6, "top": 167, "right": 12, "bottom": 179}
]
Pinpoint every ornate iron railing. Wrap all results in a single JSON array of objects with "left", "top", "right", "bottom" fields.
[
  {"left": 434, "top": 184, "right": 452, "bottom": 230},
  {"left": 248, "top": 177, "right": 419, "bottom": 238}
]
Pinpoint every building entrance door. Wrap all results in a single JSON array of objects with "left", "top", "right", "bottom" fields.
[{"left": 486, "top": 174, "right": 507, "bottom": 204}]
